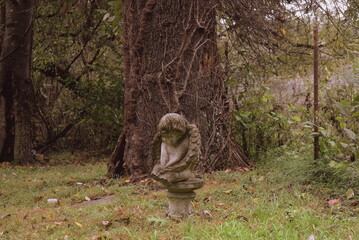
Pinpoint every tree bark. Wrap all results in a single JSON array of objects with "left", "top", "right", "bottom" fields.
[
  {"left": 0, "top": 1, "right": 6, "bottom": 156},
  {"left": 0, "top": 0, "right": 35, "bottom": 163},
  {"left": 108, "top": 0, "right": 248, "bottom": 180}
]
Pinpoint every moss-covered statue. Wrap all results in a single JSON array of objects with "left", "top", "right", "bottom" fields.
[{"left": 151, "top": 113, "right": 201, "bottom": 185}]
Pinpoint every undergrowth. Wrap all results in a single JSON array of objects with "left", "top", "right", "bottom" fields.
[
  {"left": 0, "top": 152, "right": 358, "bottom": 240},
  {"left": 263, "top": 145, "right": 359, "bottom": 201}
]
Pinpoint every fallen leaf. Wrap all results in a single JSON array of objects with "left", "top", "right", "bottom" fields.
[
  {"left": 132, "top": 190, "right": 148, "bottom": 195},
  {"left": 203, "top": 197, "right": 212, "bottom": 202},
  {"left": 140, "top": 178, "right": 149, "bottom": 183},
  {"left": 75, "top": 221, "right": 83, "bottom": 228},
  {"left": 124, "top": 179, "right": 130, "bottom": 183},
  {"left": 308, "top": 234, "right": 315, "bottom": 240},
  {"left": 246, "top": 185, "right": 256, "bottom": 193},
  {"left": 346, "top": 188, "right": 355, "bottom": 199},
  {"left": 114, "top": 217, "right": 130, "bottom": 225},
  {"left": 152, "top": 193, "right": 157, "bottom": 200},
  {"left": 326, "top": 225, "right": 339, "bottom": 229},
  {"left": 203, "top": 210, "right": 213, "bottom": 217},
  {"left": 0, "top": 214, "right": 11, "bottom": 220},
  {"left": 252, "top": 198, "right": 260, "bottom": 203},
  {"left": 102, "top": 220, "right": 111, "bottom": 226},
  {"left": 214, "top": 203, "right": 226, "bottom": 208},
  {"left": 85, "top": 196, "right": 91, "bottom": 201},
  {"left": 236, "top": 215, "right": 249, "bottom": 222},
  {"left": 223, "top": 190, "right": 232, "bottom": 194},
  {"left": 54, "top": 222, "right": 63, "bottom": 225},
  {"left": 94, "top": 236, "right": 110, "bottom": 240},
  {"left": 328, "top": 199, "right": 340, "bottom": 205},
  {"left": 35, "top": 196, "right": 43, "bottom": 202}
]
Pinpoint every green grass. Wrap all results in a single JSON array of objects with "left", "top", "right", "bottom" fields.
[{"left": 0, "top": 152, "right": 358, "bottom": 240}]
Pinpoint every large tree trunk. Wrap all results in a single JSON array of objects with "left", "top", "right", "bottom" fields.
[
  {"left": 0, "top": 1, "right": 6, "bottom": 157},
  {"left": 108, "top": 0, "right": 248, "bottom": 180},
  {"left": 0, "top": 0, "right": 35, "bottom": 163}
]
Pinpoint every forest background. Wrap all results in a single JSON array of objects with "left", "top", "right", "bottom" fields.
[
  {"left": 1, "top": 0, "right": 359, "bottom": 239},
  {"left": 0, "top": 0, "right": 358, "bottom": 197}
]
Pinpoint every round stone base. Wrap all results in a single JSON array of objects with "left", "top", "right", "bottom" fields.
[
  {"left": 164, "top": 178, "right": 204, "bottom": 218},
  {"left": 167, "top": 191, "right": 196, "bottom": 218}
]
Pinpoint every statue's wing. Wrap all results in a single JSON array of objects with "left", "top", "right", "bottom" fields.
[
  {"left": 163, "top": 124, "right": 201, "bottom": 172},
  {"left": 151, "top": 132, "right": 162, "bottom": 166},
  {"left": 186, "top": 124, "right": 201, "bottom": 168}
]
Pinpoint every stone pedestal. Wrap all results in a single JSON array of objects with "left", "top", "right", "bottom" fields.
[{"left": 161, "top": 178, "right": 204, "bottom": 218}]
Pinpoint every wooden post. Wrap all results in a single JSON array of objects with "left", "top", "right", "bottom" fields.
[{"left": 313, "top": 20, "right": 319, "bottom": 160}]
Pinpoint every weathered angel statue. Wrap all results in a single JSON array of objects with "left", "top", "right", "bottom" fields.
[{"left": 151, "top": 113, "right": 201, "bottom": 185}]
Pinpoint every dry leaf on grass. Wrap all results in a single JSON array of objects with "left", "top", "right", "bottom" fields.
[
  {"left": 75, "top": 221, "right": 83, "bottom": 228},
  {"left": 102, "top": 220, "right": 111, "bottom": 226}
]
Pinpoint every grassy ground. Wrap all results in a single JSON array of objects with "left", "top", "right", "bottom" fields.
[{"left": 0, "top": 152, "right": 358, "bottom": 240}]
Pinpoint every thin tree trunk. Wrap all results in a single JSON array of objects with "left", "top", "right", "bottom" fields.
[
  {"left": 313, "top": 19, "right": 319, "bottom": 160},
  {"left": 108, "top": 0, "right": 248, "bottom": 180},
  {"left": 0, "top": 0, "right": 35, "bottom": 163},
  {"left": 107, "top": 132, "right": 126, "bottom": 177}
]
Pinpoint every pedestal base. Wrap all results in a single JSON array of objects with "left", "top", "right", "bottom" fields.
[
  {"left": 163, "top": 178, "right": 204, "bottom": 218},
  {"left": 167, "top": 191, "right": 196, "bottom": 218}
]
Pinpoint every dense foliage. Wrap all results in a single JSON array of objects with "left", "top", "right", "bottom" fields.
[
  {"left": 222, "top": 0, "right": 359, "bottom": 193},
  {"left": 32, "top": 0, "right": 124, "bottom": 153},
  {"left": 1, "top": 0, "right": 358, "bottom": 190}
]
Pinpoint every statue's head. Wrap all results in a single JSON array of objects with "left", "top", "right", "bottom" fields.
[
  {"left": 158, "top": 113, "right": 188, "bottom": 133},
  {"left": 158, "top": 113, "right": 188, "bottom": 145}
]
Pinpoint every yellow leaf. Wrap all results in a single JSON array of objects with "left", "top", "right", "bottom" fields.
[
  {"left": 125, "top": 179, "right": 130, "bottom": 183},
  {"left": 224, "top": 190, "right": 233, "bottom": 194},
  {"left": 280, "top": 28, "right": 286, "bottom": 36},
  {"left": 252, "top": 198, "right": 260, "bottom": 203},
  {"left": 75, "top": 222, "right": 83, "bottom": 228}
]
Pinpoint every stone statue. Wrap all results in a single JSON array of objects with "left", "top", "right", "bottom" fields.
[
  {"left": 150, "top": 113, "right": 203, "bottom": 218},
  {"left": 151, "top": 113, "right": 200, "bottom": 185}
]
